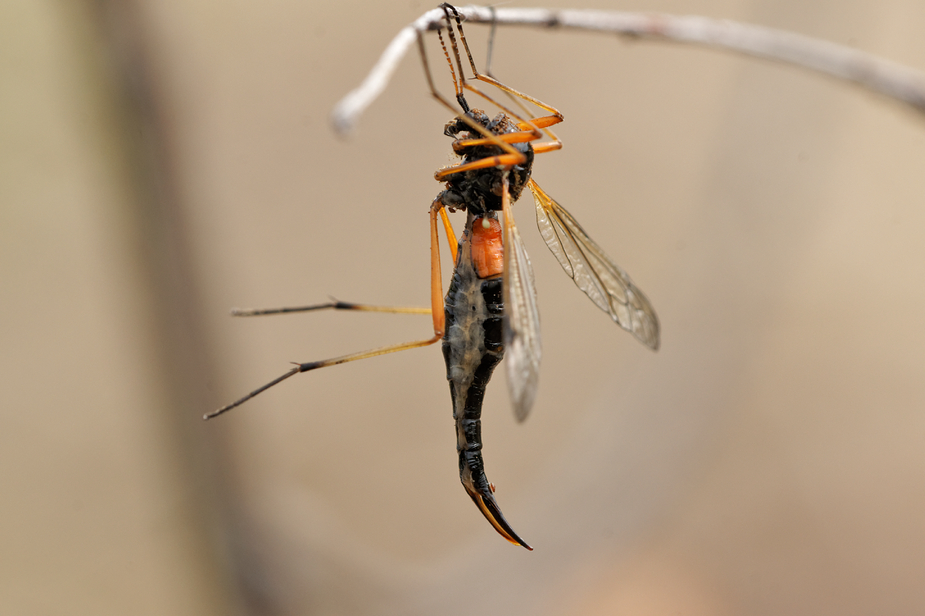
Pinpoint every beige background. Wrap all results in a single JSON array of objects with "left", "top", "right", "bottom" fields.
[{"left": 4, "top": 0, "right": 925, "bottom": 614}]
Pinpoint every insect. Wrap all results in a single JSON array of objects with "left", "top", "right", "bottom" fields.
[{"left": 207, "top": 4, "right": 659, "bottom": 550}]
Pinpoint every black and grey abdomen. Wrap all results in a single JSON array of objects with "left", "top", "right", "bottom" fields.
[{"left": 442, "top": 218, "right": 504, "bottom": 496}]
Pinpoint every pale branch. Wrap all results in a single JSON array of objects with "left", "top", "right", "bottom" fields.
[{"left": 331, "top": 5, "right": 925, "bottom": 133}]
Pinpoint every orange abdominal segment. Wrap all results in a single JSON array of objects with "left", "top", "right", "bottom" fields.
[{"left": 471, "top": 218, "right": 504, "bottom": 279}]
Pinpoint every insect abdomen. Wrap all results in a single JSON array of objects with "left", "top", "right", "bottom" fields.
[{"left": 442, "top": 216, "right": 505, "bottom": 493}]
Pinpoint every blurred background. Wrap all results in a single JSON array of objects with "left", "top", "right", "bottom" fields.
[{"left": 4, "top": 0, "right": 925, "bottom": 614}]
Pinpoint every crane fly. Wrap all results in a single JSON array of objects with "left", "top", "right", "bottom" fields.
[{"left": 207, "top": 3, "right": 660, "bottom": 550}]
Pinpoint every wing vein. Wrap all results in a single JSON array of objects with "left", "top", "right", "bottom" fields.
[{"left": 529, "top": 179, "right": 659, "bottom": 350}]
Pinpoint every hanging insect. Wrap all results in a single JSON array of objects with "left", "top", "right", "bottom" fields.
[{"left": 206, "top": 3, "right": 659, "bottom": 550}]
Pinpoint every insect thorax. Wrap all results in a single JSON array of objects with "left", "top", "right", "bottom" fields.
[{"left": 439, "top": 110, "right": 534, "bottom": 215}]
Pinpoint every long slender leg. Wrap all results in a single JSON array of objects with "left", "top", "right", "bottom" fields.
[
  {"left": 439, "top": 4, "right": 564, "bottom": 148},
  {"left": 443, "top": 5, "right": 564, "bottom": 119},
  {"left": 450, "top": 114, "right": 562, "bottom": 150},
  {"left": 422, "top": 6, "right": 565, "bottom": 173},
  {"left": 460, "top": 73, "right": 563, "bottom": 148},
  {"left": 439, "top": 206, "right": 459, "bottom": 263},
  {"left": 417, "top": 22, "right": 528, "bottom": 163},
  {"left": 454, "top": 81, "right": 562, "bottom": 157},
  {"left": 449, "top": 128, "right": 545, "bottom": 151},
  {"left": 205, "top": 204, "right": 448, "bottom": 420},
  {"left": 439, "top": 121, "right": 561, "bottom": 178},
  {"left": 231, "top": 300, "right": 431, "bottom": 317},
  {"left": 435, "top": 151, "right": 528, "bottom": 181}
]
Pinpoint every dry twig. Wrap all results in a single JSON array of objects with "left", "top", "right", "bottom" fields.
[{"left": 331, "top": 5, "right": 925, "bottom": 133}]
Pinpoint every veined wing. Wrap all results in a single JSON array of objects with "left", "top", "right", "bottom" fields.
[
  {"left": 502, "top": 178, "right": 542, "bottom": 423},
  {"left": 529, "top": 179, "right": 660, "bottom": 350}
]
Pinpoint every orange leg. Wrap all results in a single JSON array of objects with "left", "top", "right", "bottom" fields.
[
  {"left": 439, "top": 4, "right": 565, "bottom": 141},
  {"left": 516, "top": 115, "right": 563, "bottom": 131},
  {"left": 435, "top": 152, "right": 529, "bottom": 181},
  {"left": 532, "top": 142, "right": 563, "bottom": 155},
  {"left": 452, "top": 131, "right": 539, "bottom": 150},
  {"left": 418, "top": 29, "right": 526, "bottom": 161},
  {"left": 461, "top": 81, "right": 564, "bottom": 153},
  {"left": 418, "top": 12, "right": 561, "bottom": 170},
  {"left": 205, "top": 203, "right": 449, "bottom": 420},
  {"left": 439, "top": 206, "right": 458, "bottom": 263}
]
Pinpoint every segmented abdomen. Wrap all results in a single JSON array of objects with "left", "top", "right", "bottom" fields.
[{"left": 442, "top": 216, "right": 504, "bottom": 497}]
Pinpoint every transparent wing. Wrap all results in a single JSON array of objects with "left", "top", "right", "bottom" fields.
[
  {"left": 502, "top": 189, "right": 542, "bottom": 423},
  {"left": 529, "top": 179, "right": 660, "bottom": 350}
]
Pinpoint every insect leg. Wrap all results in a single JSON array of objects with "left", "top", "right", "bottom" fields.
[
  {"left": 233, "top": 208, "right": 459, "bottom": 307},
  {"left": 417, "top": 22, "right": 527, "bottom": 162},
  {"left": 531, "top": 141, "right": 562, "bottom": 155},
  {"left": 231, "top": 300, "right": 431, "bottom": 317},
  {"left": 205, "top": 203, "right": 449, "bottom": 420},
  {"left": 439, "top": 206, "right": 458, "bottom": 264},
  {"left": 441, "top": 4, "right": 564, "bottom": 147},
  {"left": 435, "top": 151, "right": 529, "bottom": 181}
]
